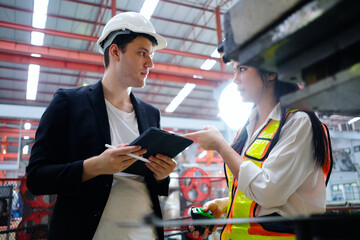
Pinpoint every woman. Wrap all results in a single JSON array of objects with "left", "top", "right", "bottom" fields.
[{"left": 183, "top": 62, "right": 332, "bottom": 240}]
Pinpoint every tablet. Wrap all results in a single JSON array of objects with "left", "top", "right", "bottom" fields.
[{"left": 123, "top": 127, "right": 193, "bottom": 176}]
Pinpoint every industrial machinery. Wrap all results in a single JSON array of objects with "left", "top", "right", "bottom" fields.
[{"left": 222, "top": 0, "right": 360, "bottom": 116}]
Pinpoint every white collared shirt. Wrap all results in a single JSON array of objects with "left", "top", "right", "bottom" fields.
[{"left": 238, "top": 103, "right": 326, "bottom": 217}]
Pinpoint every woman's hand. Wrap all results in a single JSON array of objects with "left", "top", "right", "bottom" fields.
[
  {"left": 188, "top": 197, "right": 229, "bottom": 239},
  {"left": 183, "top": 126, "right": 227, "bottom": 153}
]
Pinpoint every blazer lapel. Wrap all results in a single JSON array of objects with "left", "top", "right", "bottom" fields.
[
  {"left": 87, "top": 80, "right": 111, "bottom": 144},
  {"left": 130, "top": 92, "right": 149, "bottom": 134}
]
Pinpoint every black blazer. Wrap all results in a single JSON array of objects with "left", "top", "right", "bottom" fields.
[{"left": 26, "top": 80, "right": 169, "bottom": 240}]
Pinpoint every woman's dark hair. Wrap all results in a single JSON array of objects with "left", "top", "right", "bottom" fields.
[
  {"left": 103, "top": 32, "right": 157, "bottom": 68},
  {"left": 257, "top": 68, "right": 299, "bottom": 101}
]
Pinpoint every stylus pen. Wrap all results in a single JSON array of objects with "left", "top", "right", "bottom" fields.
[{"left": 105, "top": 144, "right": 150, "bottom": 163}]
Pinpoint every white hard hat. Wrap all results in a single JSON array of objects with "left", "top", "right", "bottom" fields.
[{"left": 97, "top": 12, "right": 167, "bottom": 54}]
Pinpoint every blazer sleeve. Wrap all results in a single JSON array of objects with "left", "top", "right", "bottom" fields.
[{"left": 26, "top": 89, "right": 84, "bottom": 196}]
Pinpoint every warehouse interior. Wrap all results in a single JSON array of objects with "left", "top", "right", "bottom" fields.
[{"left": 1, "top": 0, "right": 360, "bottom": 239}]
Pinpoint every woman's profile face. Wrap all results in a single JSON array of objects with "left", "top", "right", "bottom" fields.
[{"left": 232, "top": 62, "right": 264, "bottom": 104}]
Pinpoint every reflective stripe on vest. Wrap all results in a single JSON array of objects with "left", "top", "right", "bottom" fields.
[{"left": 244, "top": 119, "right": 280, "bottom": 161}]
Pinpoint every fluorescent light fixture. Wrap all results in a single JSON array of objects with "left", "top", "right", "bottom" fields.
[
  {"left": 31, "top": 53, "right": 42, "bottom": 57},
  {"left": 31, "top": 31, "right": 44, "bottom": 46},
  {"left": 348, "top": 117, "right": 360, "bottom": 125},
  {"left": 33, "top": 0, "right": 49, "bottom": 14},
  {"left": 32, "top": 0, "right": 49, "bottom": 28},
  {"left": 200, "top": 59, "right": 217, "bottom": 70},
  {"left": 23, "top": 145, "right": 29, "bottom": 155},
  {"left": 165, "top": 83, "right": 196, "bottom": 113},
  {"left": 24, "top": 136, "right": 30, "bottom": 140},
  {"left": 32, "top": 13, "right": 47, "bottom": 29},
  {"left": 27, "top": 1, "right": 47, "bottom": 102},
  {"left": 193, "top": 75, "right": 203, "bottom": 79},
  {"left": 200, "top": 48, "right": 220, "bottom": 70},
  {"left": 26, "top": 64, "right": 40, "bottom": 100},
  {"left": 140, "top": 0, "right": 159, "bottom": 19},
  {"left": 210, "top": 48, "right": 220, "bottom": 58},
  {"left": 24, "top": 122, "right": 31, "bottom": 130}
]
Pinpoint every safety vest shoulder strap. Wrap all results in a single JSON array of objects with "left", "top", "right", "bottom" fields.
[{"left": 321, "top": 123, "right": 333, "bottom": 185}]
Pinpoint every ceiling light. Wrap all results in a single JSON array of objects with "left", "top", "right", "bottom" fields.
[
  {"left": 26, "top": 64, "right": 40, "bottom": 100},
  {"left": 165, "top": 83, "right": 196, "bottom": 113},
  {"left": 210, "top": 48, "right": 220, "bottom": 58},
  {"left": 193, "top": 75, "right": 203, "bottom": 79},
  {"left": 348, "top": 117, "right": 360, "bottom": 125},
  {"left": 23, "top": 145, "right": 29, "bottom": 155},
  {"left": 32, "top": 13, "right": 47, "bottom": 29},
  {"left": 200, "top": 48, "right": 220, "bottom": 70},
  {"left": 140, "top": 0, "right": 159, "bottom": 19},
  {"left": 24, "top": 122, "right": 32, "bottom": 130},
  {"left": 32, "top": 0, "right": 49, "bottom": 28},
  {"left": 31, "top": 53, "right": 42, "bottom": 57},
  {"left": 200, "top": 59, "right": 217, "bottom": 70},
  {"left": 33, "top": 0, "right": 49, "bottom": 15},
  {"left": 31, "top": 31, "right": 44, "bottom": 46}
]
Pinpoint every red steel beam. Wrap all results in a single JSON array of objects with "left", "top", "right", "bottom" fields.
[
  {"left": 215, "top": 7, "right": 226, "bottom": 72},
  {"left": 0, "top": 21, "right": 96, "bottom": 42},
  {"left": 0, "top": 85, "right": 218, "bottom": 105},
  {"left": 0, "top": 119, "right": 39, "bottom": 125},
  {"left": 0, "top": 66, "right": 217, "bottom": 97},
  {"left": 0, "top": 53, "right": 224, "bottom": 86},
  {"left": 0, "top": 76, "right": 76, "bottom": 88},
  {"left": 0, "top": 65, "right": 100, "bottom": 81},
  {"left": 0, "top": 52, "right": 105, "bottom": 73},
  {"left": 0, "top": 97, "right": 50, "bottom": 105},
  {"left": 0, "top": 40, "right": 233, "bottom": 82},
  {"left": 0, "top": 128, "right": 36, "bottom": 135},
  {"left": 111, "top": 0, "right": 116, "bottom": 17},
  {"left": 0, "top": 96, "right": 218, "bottom": 119},
  {"left": 0, "top": 142, "right": 19, "bottom": 146},
  {"left": 0, "top": 21, "right": 220, "bottom": 61}
]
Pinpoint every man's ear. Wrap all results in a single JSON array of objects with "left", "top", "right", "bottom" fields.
[{"left": 109, "top": 44, "right": 120, "bottom": 61}]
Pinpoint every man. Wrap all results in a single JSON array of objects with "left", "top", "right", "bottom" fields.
[{"left": 26, "top": 12, "right": 175, "bottom": 240}]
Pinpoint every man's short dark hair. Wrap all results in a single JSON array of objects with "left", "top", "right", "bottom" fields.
[{"left": 103, "top": 33, "right": 157, "bottom": 68}]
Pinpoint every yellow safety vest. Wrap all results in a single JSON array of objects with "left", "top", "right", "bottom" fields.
[{"left": 221, "top": 113, "right": 332, "bottom": 240}]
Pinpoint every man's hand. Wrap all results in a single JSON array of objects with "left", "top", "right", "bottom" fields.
[
  {"left": 146, "top": 154, "right": 177, "bottom": 181},
  {"left": 82, "top": 144, "right": 147, "bottom": 181}
]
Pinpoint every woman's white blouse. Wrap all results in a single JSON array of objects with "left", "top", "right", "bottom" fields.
[{"left": 238, "top": 103, "right": 327, "bottom": 217}]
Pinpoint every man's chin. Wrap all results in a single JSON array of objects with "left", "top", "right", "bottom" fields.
[{"left": 136, "top": 81, "right": 146, "bottom": 88}]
